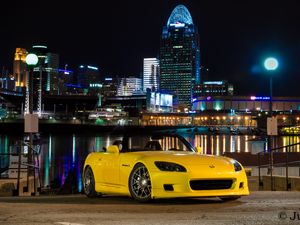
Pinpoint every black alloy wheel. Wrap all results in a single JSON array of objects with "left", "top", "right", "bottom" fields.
[
  {"left": 83, "top": 166, "right": 98, "bottom": 198},
  {"left": 129, "top": 163, "right": 152, "bottom": 202}
]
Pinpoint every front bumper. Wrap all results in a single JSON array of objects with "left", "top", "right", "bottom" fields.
[{"left": 150, "top": 170, "right": 249, "bottom": 199}]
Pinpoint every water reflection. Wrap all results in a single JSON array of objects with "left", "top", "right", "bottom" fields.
[
  {"left": 188, "top": 135, "right": 249, "bottom": 154},
  {"left": 282, "top": 136, "right": 300, "bottom": 152},
  {"left": 1, "top": 133, "right": 300, "bottom": 193}
]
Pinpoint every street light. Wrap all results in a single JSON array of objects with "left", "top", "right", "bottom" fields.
[
  {"left": 25, "top": 53, "right": 39, "bottom": 67},
  {"left": 264, "top": 57, "right": 278, "bottom": 117},
  {"left": 263, "top": 56, "right": 278, "bottom": 191},
  {"left": 264, "top": 57, "right": 278, "bottom": 71}
]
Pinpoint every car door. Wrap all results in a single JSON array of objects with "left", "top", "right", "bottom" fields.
[{"left": 101, "top": 152, "right": 120, "bottom": 186}]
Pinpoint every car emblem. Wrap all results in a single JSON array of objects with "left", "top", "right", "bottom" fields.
[{"left": 209, "top": 165, "right": 215, "bottom": 168}]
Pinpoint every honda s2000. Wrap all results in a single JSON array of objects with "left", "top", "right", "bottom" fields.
[{"left": 83, "top": 133, "right": 249, "bottom": 202}]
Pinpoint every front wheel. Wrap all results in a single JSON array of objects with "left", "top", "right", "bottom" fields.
[
  {"left": 83, "top": 166, "right": 99, "bottom": 198},
  {"left": 129, "top": 163, "right": 152, "bottom": 202}
]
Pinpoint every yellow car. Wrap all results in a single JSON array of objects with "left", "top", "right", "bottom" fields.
[{"left": 83, "top": 133, "right": 249, "bottom": 202}]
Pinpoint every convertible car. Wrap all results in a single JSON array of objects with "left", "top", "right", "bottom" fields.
[{"left": 83, "top": 133, "right": 249, "bottom": 202}]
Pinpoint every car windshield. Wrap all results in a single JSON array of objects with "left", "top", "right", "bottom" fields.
[{"left": 118, "top": 133, "right": 196, "bottom": 153}]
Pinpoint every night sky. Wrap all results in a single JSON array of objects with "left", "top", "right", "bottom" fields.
[{"left": 1, "top": 0, "right": 300, "bottom": 97}]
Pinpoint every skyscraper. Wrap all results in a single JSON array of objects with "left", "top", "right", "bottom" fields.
[
  {"left": 45, "top": 52, "right": 59, "bottom": 94},
  {"left": 143, "top": 58, "right": 159, "bottom": 92},
  {"left": 57, "top": 65, "right": 74, "bottom": 95},
  {"left": 77, "top": 65, "right": 101, "bottom": 95},
  {"left": 160, "top": 5, "right": 200, "bottom": 109},
  {"left": 13, "top": 48, "right": 27, "bottom": 91}
]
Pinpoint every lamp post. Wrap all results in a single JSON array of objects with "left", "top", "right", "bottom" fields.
[
  {"left": 263, "top": 56, "right": 278, "bottom": 191},
  {"left": 25, "top": 53, "right": 38, "bottom": 195}
]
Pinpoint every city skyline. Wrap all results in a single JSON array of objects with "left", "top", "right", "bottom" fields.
[{"left": 1, "top": 0, "right": 300, "bottom": 96}]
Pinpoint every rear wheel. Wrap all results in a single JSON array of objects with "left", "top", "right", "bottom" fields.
[
  {"left": 83, "top": 166, "right": 98, "bottom": 198},
  {"left": 129, "top": 163, "right": 152, "bottom": 202}
]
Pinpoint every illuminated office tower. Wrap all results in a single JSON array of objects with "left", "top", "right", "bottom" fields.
[
  {"left": 58, "top": 64, "right": 74, "bottom": 95},
  {"left": 117, "top": 77, "right": 142, "bottom": 96},
  {"left": 160, "top": 5, "right": 200, "bottom": 109},
  {"left": 13, "top": 48, "right": 27, "bottom": 91},
  {"left": 0, "top": 68, "right": 14, "bottom": 90},
  {"left": 24, "top": 45, "right": 59, "bottom": 115},
  {"left": 101, "top": 76, "right": 118, "bottom": 97},
  {"left": 143, "top": 58, "right": 159, "bottom": 92},
  {"left": 77, "top": 65, "right": 101, "bottom": 95},
  {"left": 46, "top": 52, "right": 59, "bottom": 95}
]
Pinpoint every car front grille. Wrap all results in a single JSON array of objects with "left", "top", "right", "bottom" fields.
[{"left": 190, "top": 179, "right": 233, "bottom": 190}]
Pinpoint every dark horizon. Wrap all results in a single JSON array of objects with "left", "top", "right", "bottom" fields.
[{"left": 1, "top": 0, "right": 300, "bottom": 96}]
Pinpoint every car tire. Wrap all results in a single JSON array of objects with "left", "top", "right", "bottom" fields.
[
  {"left": 129, "top": 163, "right": 152, "bottom": 202},
  {"left": 83, "top": 166, "right": 99, "bottom": 198}
]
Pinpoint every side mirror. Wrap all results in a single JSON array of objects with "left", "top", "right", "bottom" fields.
[
  {"left": 106, "top": 145, "right": 120, "bottom": 154},
  {"left": 195, "top": 146, "right": 203, "bottom": 154}
]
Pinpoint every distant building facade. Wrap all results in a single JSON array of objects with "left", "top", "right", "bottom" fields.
[
  {"left": 192, "top": 95, "right": 300, "bottom": 113},
  {"left": 143, "top": 58, "right": 159, "bottom": 92},
  {"left": 160, "top": 5, "right": 200, "bottom": 109},
  {"left": 57, "top": 66, "right": 74, "bottom": 95},
  {"left": 193, "top": 81, "right": 234, "bottom": 97},
  {"left": 101, "top": 76, "right": 118, "bottom": 98},
  {"left": 117, "top": 77, "right": 142, "bottom": 96},
  {"left": 148, "top": 91, "right": 173, "bottom": 113}
]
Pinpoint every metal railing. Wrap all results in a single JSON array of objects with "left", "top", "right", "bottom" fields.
[
  {"left": 0, "top": 141, "right": 41, "bottom": 196},
  {"left": 257, "top": 142, "right": 300, "bottom": 191}
]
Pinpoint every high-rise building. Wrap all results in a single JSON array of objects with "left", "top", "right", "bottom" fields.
[
  {"left": 24, "top": 45, "right": 60, "bottom": 115},
  {"left": 0, "top": 68, "right": 15, "bottom": 91},
  {"left": 13, "top": 48, "right": 27, "bottom": 91},
  {"left": 101, "top": 76, "right": 118, "bottom": 98},
  {"left": 117, "top": 77, "right": 142, "bottom": 96},
  {"left": 45, "top": 52, "right": 59, "bottom": 94},
  {"left": 160, "top": 5, "right": 200, "bottom": 109},
  {"left": 143, "top": 58, "right": 159, "bottom": 92},
  {"left": 77, "top": 65, "right": 101, "bottom": 95},
  {"left": 58, "top": 64, "right": 74, "bottom": 95}
]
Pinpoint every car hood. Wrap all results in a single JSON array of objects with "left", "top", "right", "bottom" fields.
[{"left": 130, "top": 151, "right": 234, "bottom": 167}]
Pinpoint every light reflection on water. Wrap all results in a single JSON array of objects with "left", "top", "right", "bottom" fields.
[{"left": 1, "top": 133, "right": 299, "bottom": 193}]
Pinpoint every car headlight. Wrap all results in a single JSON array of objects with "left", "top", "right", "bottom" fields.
[
  {"left": 232, "top": 160, "right": 242, "bottom": 172},
  {"left": 155, "top": 161, "right": 187, "bottom": 172}
]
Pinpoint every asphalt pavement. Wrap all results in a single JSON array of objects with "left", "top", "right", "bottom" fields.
[{"left": 0, "top": 191, "right": 299, "bottom": 225}]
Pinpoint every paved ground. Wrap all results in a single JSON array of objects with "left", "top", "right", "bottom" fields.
[{"left": 0, "top": 192, "right": 300, "bottom": 225}]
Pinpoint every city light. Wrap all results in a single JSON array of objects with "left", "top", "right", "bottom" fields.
[
  {"left": 32, "top": 45, "right": 47, "bottom": 49},
  {"left": 167, "top": 4, "right": 193, "bottom": 26},
  {"left": 250, "top": 96, "right": 270, "bottom": 100},
  {"left": 87, "top": 65, "right": 98, "bottom": 70},
  {"left": 25, "top": 53, "right": 38, "bottom": 66},
  {"left": 264, "top": 57, "right": 279, "bottom": 71}
]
